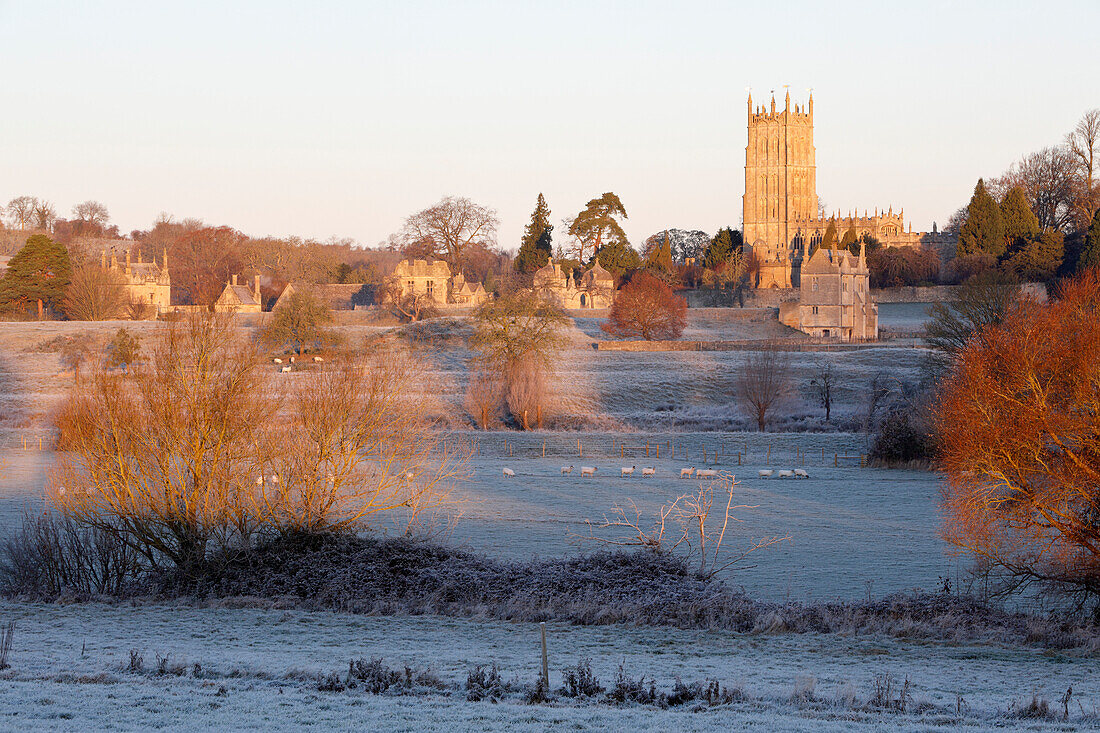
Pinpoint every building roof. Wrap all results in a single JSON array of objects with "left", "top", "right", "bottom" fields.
[
  {"left": 275, "top": 282, "right": 369, "bottom": 310},
  {"left": 223, "top": 285, "right": 260, "bottom": 306},
  {"left": 801, "top": 247, "right": 866, "bottom": 275},
  {"left": 392, "top": 258, "right": 451, "bottom": 279}
]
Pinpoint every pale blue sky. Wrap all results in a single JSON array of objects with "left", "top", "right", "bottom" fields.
[{"left": 1, "top": 1, "right": 1097, "bottom": 250}]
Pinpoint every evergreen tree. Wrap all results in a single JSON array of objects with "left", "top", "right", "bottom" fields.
[
  {"left": 704, "top": 227, "right": 739, "bottom": 270},
  {"left": 957, "top": 179, "right": 1005, "bottom": 258},
  {"left": 0, "top": 233, "right": 72, "bottom": 314},
  {"left": 645, "top": 230, "right": 673, "bottom": 273},
  {"left": 1000, "top": 186, "right": 1040, "bottom": 243},
  {"left": 840, "top": 224, "right": 858, "bottom": 249},
  {"left": 1004, "top": 228, "right": 1064, "bottom": 282},
  {"left": 821, "top": 218, "right": 838, "bottom": 250},
  {"left": 514, "top": 193, "right": 553, "bottom": 273},
  {"left": 567, "top": 192, "right": 628, "bottom": 261},
  {"left": 595, "top": 239, "right": 641, "bottom": 276},
  {"left": 1077, "top": 207, "right": 1100, "bottom": 271}
]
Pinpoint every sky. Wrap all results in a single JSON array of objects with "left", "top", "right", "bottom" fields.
[{"left": 1, "top": 0, "right": 1098, "bottom": 252}]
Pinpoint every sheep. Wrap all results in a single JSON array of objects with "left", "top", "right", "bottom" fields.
[
  {"left": 560, "top": 466, "right": 574, "bottom": 475},
  {"left": 502, "top": 468, "right": 515, "bottom": 477},
  {"left": 641, "top": 467, "right": 656, "bottom": 477},
  {"left": 680, "top": 467, "right": 696, "bottom": 478},
  {"left": 794, "top": 469, "right": 810, "bottom": 478},
  {"left": 777, "top": 469, "right": 794, "bottom": 478},
  {"left": 280, "top": 365, "right": 292, "bottom": 373},
  {"left": 273, "top": 358, "right": 283, "bottom": 364},
  {"left": 696, "top": 469, "right": 718, "bottom": 478},
  {"left": 758, "top": 469, "right": 774, "bottom": 478},
  {"left": 580, "top": 466, "right": 597, "bottom": 477},
  {"left": 313, "top": 356, "right": 324, "bottom": 363},
  {"left": 621, "top": 466, "right": 636, "bottom": 477}
]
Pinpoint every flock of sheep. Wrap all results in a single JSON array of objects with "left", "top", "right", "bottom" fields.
[
  {"left": 272, "top": 355, "right": 325, "bottom": 373},
  {"left": 500, "top": 465, "right": 811, "bottom": 479}
]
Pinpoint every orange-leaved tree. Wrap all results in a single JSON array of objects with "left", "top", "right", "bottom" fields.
[
  {"left": 601, "top": 272, "right": 687, "bottom": 340},
  {"left": 935, "top": 270, "right": 1100, "bottom": 601}
]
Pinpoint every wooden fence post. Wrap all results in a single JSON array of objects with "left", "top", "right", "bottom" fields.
[
  {"left": 578, "top": 438, "right": 582, "bottom": 457},
  {"left": 540, "top": 622, "right": 549, "bottom": 686}
]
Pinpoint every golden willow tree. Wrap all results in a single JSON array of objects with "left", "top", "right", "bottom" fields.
[
  {"left": 51, "top": 314, "right": 466, "bottom": 577},
  {"left": 935, "top": 271, "right": 1100, "bottom": 602}
]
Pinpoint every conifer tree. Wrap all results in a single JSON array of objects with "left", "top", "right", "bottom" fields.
[
  {"left": 704, "top": 227, "right": 739, "bottom": 270},
  {"left": 957, "top": 179, "right": 1005, "bottom": 258},
  {"left": 596, "top": 239, "right": 641, "bottom": 276},
  {"left": 1000, "top": 186, "right": 1040, "bottom": 243},
  {"left": 1078, "top": 207, "right": 1100, "bottom": 272},
  {"left": 821, "top": 218, "right": 838, "bottom": 250},
  {"left": 0, "top": 233, "right": 72, "bottom": 314},
  {"left": 514, "top": 193, "right": 553, "bottom": 273},
  {"left": 645, "top": 230, "right": 673, "bottom": 273},
  {"left": 840, "top": 224, "right": 858, "bottom": 249}
]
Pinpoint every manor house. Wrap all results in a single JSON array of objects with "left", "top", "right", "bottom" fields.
[
  {"left": 743, "top": 91, "right": 949, "bottom": 288},
  {"left": 103, "top": 247, "right": 171, "bottom": 317},
  {"left": 389, "top": 259, "right": 490, "bottom": 308},
  {"left": 533, "top": 261, "right": 615, "bottom": 309},
  {"left": 779, "top": 244, "right": 878, "bottom": 341}
]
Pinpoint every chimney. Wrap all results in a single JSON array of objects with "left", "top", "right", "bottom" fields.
[
  {"left": 125, "top": 249, "right": 132, "bottom": 275},
  {"left": 231, "top": 274, "right": 238, "bottom": 286},
  {"left": 253, "top": 275, "right": 261, "bottom": 304}
]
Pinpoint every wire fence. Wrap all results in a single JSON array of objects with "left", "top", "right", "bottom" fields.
[{"left": 447, "top": 431, "right": 869, "bottom": 468}]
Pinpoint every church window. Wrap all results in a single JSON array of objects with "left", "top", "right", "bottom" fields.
[
  {"left": 407, "top": 280, "right": 415, "bottom": 292},
  {"left": 426, "top": 280, "right": 434, "bottom": 297},
  {"left": 812, "top": 306, "right": 818, "bottom": 314},
  {"left": 811, "top": 279, "right": 818, "bottom": 291}
]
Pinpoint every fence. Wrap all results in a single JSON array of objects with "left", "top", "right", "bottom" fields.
[
  {"left": 594, "top": 337, "right": 883, "bottom": 353},
  {"left": 451, "top": 432, "right": 868, "bottom": 469}
]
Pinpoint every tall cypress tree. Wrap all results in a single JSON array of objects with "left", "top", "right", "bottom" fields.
[
  {"left": 0, "top": 233, "right": 72, "bottom": 314},
  {"left": 646, "top": 230, "right": 673, "bottom": 273},
  {"left": 958, "top": 179, "right": 1005, "bottom": 258},
  {"left": 1000, "top": 186, "right": 1039, "bottom": 252},
  {"left": 840, "top": 224, "right": 858, "bottom": 249},
  {"left": 514, "top": 193, "right": 553, "bottom": 273},
  {"left": 821, "top": 218, "right": 838, "bottom": 250},
  {"left": 704, "top": 227, "right": 736, "bottom": 270}
]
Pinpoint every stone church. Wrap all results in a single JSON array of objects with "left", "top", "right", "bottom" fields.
[
  {"left": 743, "top": 91, "right": 946, "bottom": 289},
  {"left": 103, "top": 247, "right": 171, "bottom": 317}
]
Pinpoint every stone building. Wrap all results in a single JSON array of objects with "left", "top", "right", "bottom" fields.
[
  {"left": 273, "top": 282, "right": 371, "bottom": 311},
  {"left": 779, "top": 245, "right": 877, "bottom": 340},
  {"left": 533, "top": 261, "right": 616, "bottom": 309},
  {"left": 388, "top": 259, "right": 490, "bottom": 308},
  {"left": 214, "top": 274, "right": 263, "bottom": 313},
  {"left": 103, "top": 248, "right": 171, "bottom": 316},
  {"left": 743, "top": 91, "right": 951, "bottom": 288}
]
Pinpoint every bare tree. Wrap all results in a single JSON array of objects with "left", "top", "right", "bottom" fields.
[
  {"left": 992, "top": 147, "right": 1077, "bottom": 232},
  {"left": 464, "top": 366, "right": 504, "bottom": 429},
  {"left": 60, "top": 265, "right": 128, "bottom": 321},
  {"left": 51, "top": 314, "right": 466, "bottom": 577},
  {"left": 809, "top": 361, "right": 834, "bottom": 423},
  {"left": 32, "top": 200, "right": 57, "bottom": 232},
  {"left": 735, "top": 348, "right": 792, "bottom": 431},
  {"left": 505, "top": 356, "right": 547, "bottom": 430},
  {"left": 71, "top": 200, "right": 110, "bottom": 228},
  {"left": 577, "top": 476, "right": 790, "bottom": 578},
  {"left": 1066, "top": 108, "right": 1100, "bottom": 227},
  {"left": 469, "top": 290, "right": 567, "bottom": 430},
  {"left": 6, "top": 196, "right": 37, "bottom": 230},
  {"left": 399, "top": 197, "right": 498, "bottom": 273}
]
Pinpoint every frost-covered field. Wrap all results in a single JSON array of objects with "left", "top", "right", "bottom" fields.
[
  {"left": 2, "top": 431, "right": 946, "bottom": 603},
  {"left": 449, "top": 431, "right": 946, "bottom": 601},
  {"left": 0, "top": 601, "right": 1095, "bottom": 731}
]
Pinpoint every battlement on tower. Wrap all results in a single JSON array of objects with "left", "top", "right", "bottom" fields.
[{"left": 747, "top": 90, "right": 813, "bottom": 124}]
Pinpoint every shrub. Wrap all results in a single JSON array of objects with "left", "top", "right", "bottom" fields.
[
  {"left": 104, "top": 328, "right": 140, "bottom": 369},
  {"left": 601, "top": 272, "right": 687, "bottom": 340},
  {"left": 61, "top": 266, "right": 127, "bottom": 321},
  {"left": 869, "top": 408, "right": 935, "bottom": 465},
  {"left": 560, "top": 659, "right": 603, "bottom": 698}
]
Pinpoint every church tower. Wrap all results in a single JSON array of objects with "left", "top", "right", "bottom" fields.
[{"left": 743, "top": 90, "right": 816, "bottom": 288}]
